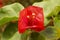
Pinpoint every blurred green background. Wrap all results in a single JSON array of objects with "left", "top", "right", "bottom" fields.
[{"left": 3, "top": 0, "right": 42, "bottom": 7}]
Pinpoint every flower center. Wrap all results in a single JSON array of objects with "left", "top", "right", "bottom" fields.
[{"left": 26, "top": 13, "right": 37, "bottom": 28}]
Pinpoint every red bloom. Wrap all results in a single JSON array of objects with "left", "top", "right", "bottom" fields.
[{"left": 18, "top": 6, "right": 44, "bottom": 33}]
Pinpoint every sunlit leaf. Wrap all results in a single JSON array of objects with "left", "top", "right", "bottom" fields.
[{"left": 0, "top": 3, "right": 24, "bottom": 26}]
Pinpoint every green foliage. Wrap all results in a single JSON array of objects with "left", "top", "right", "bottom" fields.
[
  {"left": 53, "top": 17, "right": 60, "bottom": 39},
  {"left": 1, "top": 22, "right": 18, "bottom": 40},
  {"left": 29, "top": 32, "right": 45, "bottom": 40},
  {"left": 0, "top": 3, "right": 24, "bottom": 40},
  {"left": 9, "top": 32, "right": 21, "bottom": 40},
  {"left": 0, "top": 3, "right": 24, "bottom": 26}
]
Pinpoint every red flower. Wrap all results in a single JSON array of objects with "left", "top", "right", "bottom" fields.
[{"left": 18, "top": 6, "right": 44, "bottom": 33}]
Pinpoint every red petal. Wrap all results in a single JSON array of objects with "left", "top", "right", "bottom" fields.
[
  {"left": 18, "top": 6, "right": 44, "bottom": 33},
  {"left": 18, "top": 9, "right": 28, "bottom": 33}
]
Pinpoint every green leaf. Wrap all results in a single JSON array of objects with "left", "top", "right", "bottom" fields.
[
  {"left": 2, "top": 31, "right": 21, "bottom": 40},
  {"left": 21, "top": 30, "right": 31, "bottom": 40},
  {"left": 44, "top": 18, "right": 50, "bottom": 26},
  {"left": 53, "top": 17, "right": 60, "bottom": 38},
  {"left": 9, "top": 32, "right": 21, "bottom": 40},
  {"left": 0, "top": 3, "right": 24, "bottom": 26},
  {"left": 54, "top": 17, "right": 60, "bottom": 27},
  {"left": 1, "top": 22, "right": 18, "bottom": 40},
  {"left": 40, "top": 26, "right": 58, "bottom": 40},
  {"left": 29, "top": 32, "right": 45, "bottom": 40}
]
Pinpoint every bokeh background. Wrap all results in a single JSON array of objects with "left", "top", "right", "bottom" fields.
[
  {"left": 0, "top": 0, "right": 60, "bottom": 40},
  {"left": 2, "top": 0, "right": 42, "bottom": 7}
]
